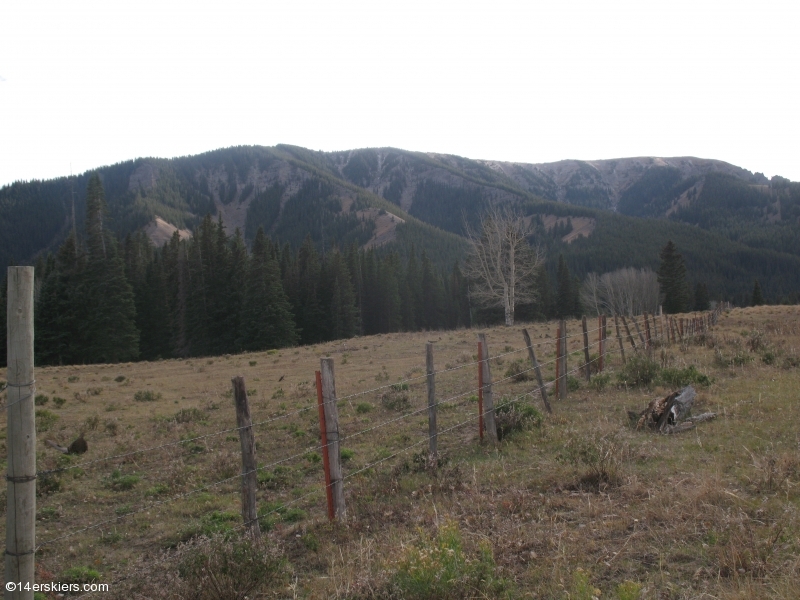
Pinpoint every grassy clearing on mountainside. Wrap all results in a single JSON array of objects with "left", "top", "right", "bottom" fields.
[{"left": 1, "top": 306, "right": 799, "bottom": 599}]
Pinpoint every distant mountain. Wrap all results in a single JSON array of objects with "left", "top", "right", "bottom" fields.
[{"left": 1, "top": 145, "right": 799, "bottom": 303}]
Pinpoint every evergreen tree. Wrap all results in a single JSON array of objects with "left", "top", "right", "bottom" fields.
[
  {"left": 239, "top": 228, "right": 297, "bottom": 350},
  {"left": 694, "top": 282, "right": 710, "bottom": 311},
  {"left": 420, "top": 251, "right": 444, "bottom": 329},
  {"left": 657, "top": 240, "right": 691, "bottom": 314},
  {"left": 295, "top": 236, "right": 324, "bottom": 344},
  {"left": 752, "top": 279, "right": 764, "bottom": 306},
  {"left": 324, "top": 250, "right": 359, "bottom": 340},
  {"left": 80, "top": 175, "right": 139, "bottom": 363},
  {"left": 556, "top": 255, "right": 573, "bottom": 318}
]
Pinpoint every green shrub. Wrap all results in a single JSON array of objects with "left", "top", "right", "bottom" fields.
[
  {"left": 114, "top": 375, "right": 126, "bottom": 382},
  {"left": 381, "top": 390, "right": 410, "bottom": 411},
  {"left": 34, "top": 394, "right": 49, "bottom": 405},
  {"left": 67, "top": 375, "right": 79, "bottom": 383},
  {"left": 249, "top": 360, "right": 257, "bottom": 366},
  {"left": 340, "top": 448, "right": 355, "bottom": 461},
  {"left": 134, "top": 390, "right": 161, "bottom": 402},
  {"left": 567, "top": 375, "right": 581, "bottom": 391},
  {"left": 52, "top": 396, "right": 66, "bottom": 408},
  {"left": 62, "top": 566, "right": 101, "bottom": 584},
  {"left": 105, "top": 469, "right": 140, "bottom": 491},
  {"left": 660, "top": 365, "right": 711, "bottom": 387},
  {"left": 389, "top": 520, "right": 508, "bottom": 599},
  {"left": 762, "top": 350, "right": 776, "bottom": 365},
  {"left": 616, "top": 580, "right": 643, "bottom": 600},
  {"left": 503, "top": 359, "right": 532, "bottom": 382},
  {"left": 559, "top": 433, "right": 623, "bottom": 490},
  {"left": 617, "top": 354, "right": 660, "bottom": 388},
  {"left": 494, "top": 397, "right": 543, "bottom": 441},
  {"left": 390, "top": 382, "right": 409, "bottom": 391},
  {"left": 588, "top": 373, "right": 610, "bottom": 392},
  {"left": 356, "top": 402, "right": 373, "bottom": 414},
  {"left": 35, "top": 409, "right": 59, "bottom": 432}
]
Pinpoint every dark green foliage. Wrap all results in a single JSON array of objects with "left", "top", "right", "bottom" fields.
[
  {"left": 409, "top": 181, "right": 485, "bottom": 235},
  {"left": 495, "top": 397, "right": 543, "bottom": 441},
  {"left": 617, "top": 167, "right": 696, "bottom": 217},
  {"left": 657, "top": 240, "right": 691, "bottom": 314},
  {"left": 244, "top": 184, "right": 283, "bottom": 240},
  {"left": 239, "top": 228, "right": 298, "bottom": 350},
  {"left": 752, "top": 279, "right": 764, "bottom": 306},
  {"left": 617, "top": 354, "right": 661, "bottom": 388},
  {"left": 660, "top": 365, "right": 711, "bottom": 388},
  {"left": 694, "top": 282, "right": 710, "bottom": 311}
]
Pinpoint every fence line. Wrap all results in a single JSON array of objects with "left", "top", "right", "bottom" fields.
[{"left": 34, "top": 308, "right": 713, "bottom": 551}]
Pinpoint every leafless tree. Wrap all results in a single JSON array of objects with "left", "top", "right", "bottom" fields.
[
  {"left": 580, "top": 267, "right": 659, "bottom": 316},
  {"left": 463, "top": 205, "right": 543, "bottom": 326}
]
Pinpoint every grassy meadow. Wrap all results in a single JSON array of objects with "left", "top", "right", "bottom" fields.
[{"left": 1, "top": 305, "right": 799, "bottom": 599}]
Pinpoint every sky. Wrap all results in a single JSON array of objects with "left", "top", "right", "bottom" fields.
[{"left": 1, "top": 0, "right": 798, "bottom": 187}]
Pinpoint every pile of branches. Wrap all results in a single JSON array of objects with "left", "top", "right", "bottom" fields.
[{"left": 628, "top": 386, "right": 717, "bottom": 434}]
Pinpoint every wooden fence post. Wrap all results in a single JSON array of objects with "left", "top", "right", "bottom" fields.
[
  {"left": 315, "top": 370, "right": 335, "bottom": 521},
  {"left": 632, "top": 316, "right": 646, "bottom": 347},
  {"left": 426, "top": 342, "right": 437, "bottom": 463},
  {"left": 522, "top": 329, "right": 551, "bottom": 414},
  {"left": 602, "top": 315, "right": 608, "bottom": 368},
  {"left": 597, "top": 315, "right": 604, "bottom": 372},
  {"left": 581, "top": 316, "right": 591, "bottom": 381},
  {"left": 477, "top": 341, "right": 484, "bottom": 441},
  {"left": 614, "top": 314, "right": 626, "bottom": 364},
  {"left": 319, "top": 358, "right": 345, "bottom": 520},
  {"left": 556, "top": 323, "right": 562, "bottom": 396},
  {"left": 643, "top": 312, "right": 652, "bottom": 347},
  {"left": 477, "top": 334, "right": 498, "bottom": 443},
  {"left": 559, "top": 320, "right": 568, "bottom": 399},
  {"left": 621, "top": 315, "right": 637, "bottom": 351},
  {"left": 232, "top": 376, "right": 260, "bottom": 539},
  {"left": 5, "top": 266, "right": 36, "bottom": 599}
]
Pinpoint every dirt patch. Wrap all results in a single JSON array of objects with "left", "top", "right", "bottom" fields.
[
  {"left": 359, "top": 208, "right": 406, "bottom": 249},
  {"left": 143, "top": 217, "right": 192, "bottom": 247}
]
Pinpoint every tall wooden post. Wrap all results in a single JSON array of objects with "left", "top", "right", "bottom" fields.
[
  {"left": 522, "top": 329, "right": 551, "bottom": 413},
  {"left": 6, "top": 267, "right": 36, "bottom": 600},
  {"left": 558, "top": 320, "right": 567, "bottom": 400},
  {"left": 477, "top": 333, "right": 498, "bottom": 443},
  {"left": 621, "top": 315, "right": 637, "bottom": 351},
  {"left": 614, "top": 315, "right": 626, "bottom": 364},
  {"left": 319, "top": 358, "right": 345, "bottom": 520},
  {"left": 597, "top": 316, "right": 604, "bottom": 372},
  {"left": 426, "top": 342, "right": 437, "bottom": 463},
  {"left": 554, "top": 327, "right": 561, "bottom": 397},
  {"left": 581, "top": 316, "right": 591, "bottom": 381},
  {"left": 315, "top": 370, "right": 334, "bottom": 521},
  {"left": 632, "top": 316, "right": 646, "bottom": 347},
  {"left": 602, "top": 315, "right": 607, "bottom": 368},
  {"left": 232, "top": 376, "right": 260, "bottom": 539},
  {"left": 477, "top": 341, "right": 484, "bottom": 441}
]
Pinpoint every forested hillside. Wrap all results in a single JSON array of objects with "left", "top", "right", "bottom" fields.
[{"left": 1, "top": 144, "right": 799, "bottom": 367}]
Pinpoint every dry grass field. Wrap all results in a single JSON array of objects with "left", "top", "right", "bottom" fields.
[{"left": 2, "top": 305, "right": 800, "bottom": 599}]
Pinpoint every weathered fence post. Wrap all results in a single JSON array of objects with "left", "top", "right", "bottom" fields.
[
  {"left": 6, "top": 266, "right": 36, "bottom": 600},
  {"left": 632, "top": 315, "right": 646, "bottom": 347},
  {"left": 477, "top": 341, "right": 485, "bottom": 441},
  {"left": 232, "top": 376, "right": 260, "bottom": 539},
  {"left": 643, "top": 312, "right": 652, "bottom": 355},
  {"left": 556, "top": 324, "right": 562, "bottom": 394},
  {"left": 602, "top": 315, "right": 608, "bottom": 369},
  {"left": 614, "top": 314, "right": 626, "bottom": 364},
  {"left": 621, "top": 315, "right": 637, "bottom": 351},
  {"left": 477, "top": 334, "right": 498, "bottom": 443},
  {"left": 559, "top": 320, "right": 568, "bottom": 399},
  {"left": 426, "top": 342, "right": 437, "bottom": 463},
  {"left": 522, "top": 328, "right": 551, "bottom": 413},
  {"left": 315, "top": 370, "right": 334, "bottom": 521},
  {"left": 319, "top": 358, "right": 345, "bottom": 520},
  {"left": 597, "top": 315, "right": 604, "bottom": 372},
  {"left": 581, "top": 316, "right": 591, "bottom": 381}
]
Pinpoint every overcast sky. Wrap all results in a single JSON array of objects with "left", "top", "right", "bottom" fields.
[{"left": 1, "top": 0, "right": 798, "bottom": 187}]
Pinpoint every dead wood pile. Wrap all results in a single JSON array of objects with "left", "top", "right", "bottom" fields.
[{"left": 628, "top": 386, "right": 716, "bottom": 434}]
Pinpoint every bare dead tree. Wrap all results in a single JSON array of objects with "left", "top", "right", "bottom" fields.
[
  {"left": 580, "top": 267, "right": 659, "bottom": 316},
  {"left": 463, "top": 205, "right": 543, "bottom": 326}
]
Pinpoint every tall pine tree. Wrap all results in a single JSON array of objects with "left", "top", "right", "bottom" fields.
[{"left": 657, "top": 240, "right": 690, "bottom": 314}]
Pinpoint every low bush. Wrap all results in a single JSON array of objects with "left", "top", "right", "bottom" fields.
[
  {"left": 503, "top": 359, "right": 532, "bottom": 382},
  {"left": 617, "top": 354, "right": 660, "bottom": 388},
  {"left": 495, "top": 396, "right": 543, "bottom": 441},
  {"left": 660, "top": 364, "right": 711, "bottom": 387},
  {"left": 388, "top": 520, "right": 509, "bottom": 599},
  {"left": 134, "top": 390, "right": 162, "bottom": 402}
]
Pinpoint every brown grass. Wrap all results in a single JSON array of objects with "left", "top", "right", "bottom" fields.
[{"left": 2, "top": 305, "right": 800, "bottom": 598}]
